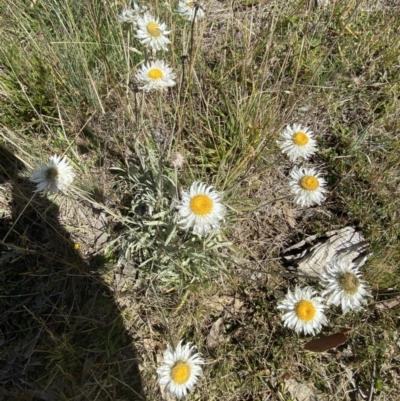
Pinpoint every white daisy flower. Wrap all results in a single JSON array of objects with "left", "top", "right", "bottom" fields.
[
  {"left": 177, "top": 0, "right": 205, "bottom": 22},
  {"left": 277, "top": 286, "right": 328, "bottom": 335},
  {"left": 277, "top": 124, "right": 318, "bottom": 162},
  {"left": 135, "top": 13, "right": 171, "bottom": 52},
  {"left": 177, "top": 181, "right": 226, "bottom": 236},
  {"left": 321, "top": 258, "right": 371, "bottom": 314},
  {"left": 135, "top": 60, "right": 176, "bottom": 92},
  {"left": 289, "top": 166, "right": 328, "bottom": 207},
  {"left": 157, "top": 340, "right": 204, "bottom": 399},
  {"left": 131, "top": 1, "right": 148, "bottom": 14},
  {"left": 118, "top": 8, "right": 137, "bottom": 25},
  {"left": 118, "top": 3, "right": 147, "bottom": 25},
  {"left": 30, "top": 154, "right": 75, "bottom": 196}
]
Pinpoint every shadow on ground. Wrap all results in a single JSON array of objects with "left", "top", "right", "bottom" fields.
[{"left": 0, "top": 144, "right": 145, "bottom": 401}]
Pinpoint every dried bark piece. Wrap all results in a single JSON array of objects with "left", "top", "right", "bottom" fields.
[{"left": 284, "top": 227, "right": 369, "bottom": 277}]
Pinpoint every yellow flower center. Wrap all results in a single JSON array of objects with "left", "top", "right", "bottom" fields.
[
  {"left": 148, "top": 68, "right": 163, "bottom": 80},
  {"left": 171, "top": 361, "right": 191, "bottom": 385},
  {"left": 293, "top": 131, "right": 309, "bottom": 146},
  {"left": 300, "top": 176, "right": 319, "bottom": 191},
  {"left": 187, "top": 1, "right": 195, "bottom": 8},
  {"left": 46, "top": 167, "right": 58, "bottom": 181},
  {"left": 339, "top": 272, "right": 360, "bottom": 295},
  {"left": 190, "top": 194, "right": 213, "bottom": 215},
  {"left": 295, "top": 300, "right": 316, "bottom": 322},
  {"left": 147, "top": 22, "right": 161, "bottom": 37}
]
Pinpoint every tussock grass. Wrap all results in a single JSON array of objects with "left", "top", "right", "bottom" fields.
[{"left": 1, "top": 0, "right": 400, "bottom": 400}]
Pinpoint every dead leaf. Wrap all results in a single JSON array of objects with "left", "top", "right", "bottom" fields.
[
  {"left": 207, "top": 317, "right": 224, "bottom": 349},
  {"left": 202, "top": 295, "right": 234, "bottom": 314},
  {"left": 232, "top": 298, "right": 245, "bottom": 314},
  {"left": 304, "top": 329, "right": 350, "bottom": 353},
  {"left": 283, "top": 207, "right": 297, "bottom": 228},
  {"left": 142, "top": 338, "right": 167, "bottom": 353},
  {"left": 285, "top": 378, "right": 318, "bottom": 401}
]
